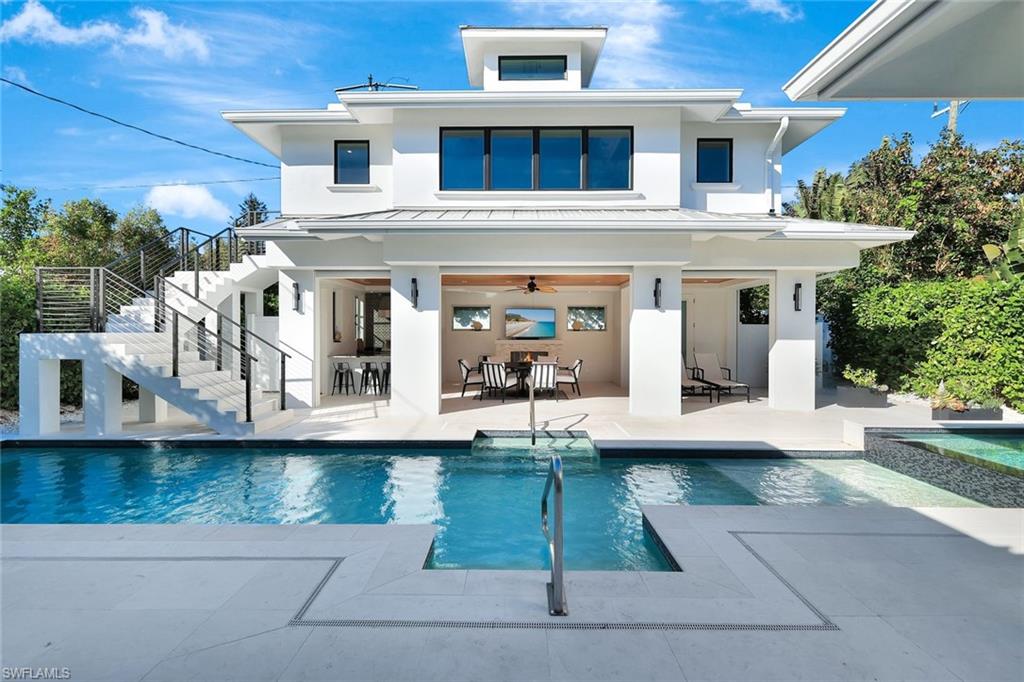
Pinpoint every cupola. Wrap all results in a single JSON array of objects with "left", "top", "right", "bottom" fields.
[{"left": 459, "top": 26, "right": 607, "bottom": 91}]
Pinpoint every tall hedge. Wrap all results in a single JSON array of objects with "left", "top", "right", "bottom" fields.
[{"left": 823, "top": 278, "right": 1024, "bottom": 410}]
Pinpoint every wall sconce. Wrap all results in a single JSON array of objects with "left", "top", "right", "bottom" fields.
[
  {"left": 653, "top": 277, "right": 662, "bottom": 309},
  {"left": 292, "top": 282, "right": 301, "bottom": 312},
  {"left": 411, "top": 277, "right": 419, "bottom": 309},
  {"left": 793, "top": 282, "right": 802, "bottom": 311}
]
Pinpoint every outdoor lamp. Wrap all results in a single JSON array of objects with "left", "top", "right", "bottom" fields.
[
  {"left": 292, "top": 282, "right": 301, "bottom": 312},
  {"left": 654, "top": 277, "right": 662, "bottom": 309},
  {"left": 411, "top": 277, "right": 419, "bottom": 309},
  {"left": 793, "top": 282, "right": 802, "bottom": 311}
]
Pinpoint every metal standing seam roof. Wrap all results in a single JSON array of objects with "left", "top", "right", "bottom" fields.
[{"left": 301, "top": 207, "right": 765, "bottom": 223}]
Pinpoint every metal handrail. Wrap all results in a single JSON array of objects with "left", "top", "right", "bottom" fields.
[
  {"left": 541, "top": 454, "right": 567, "bottom": 616},
  {"left": 527, "top": 374, "right": 537, "bottom": 446}
]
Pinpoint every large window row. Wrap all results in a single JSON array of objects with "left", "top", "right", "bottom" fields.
[{"left": 440, "top": 127, "right": 633, "bottom": 191}]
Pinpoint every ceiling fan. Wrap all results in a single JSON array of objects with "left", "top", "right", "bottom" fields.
[{"left": 506, "top": 275, "right": 557, "bottom": 295}]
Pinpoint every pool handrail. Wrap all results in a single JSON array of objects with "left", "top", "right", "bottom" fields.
[{"left": 541, "top": 454, "right": 567, "bottom": 616}]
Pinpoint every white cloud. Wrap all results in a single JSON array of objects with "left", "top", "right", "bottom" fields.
[
  {"left": 742, "top": 0, "right": 804, "bottom": 23},
  {"left": 2, "top": 65, "right": 31, "bottom": 86},
  {"left": 511, "top": 0, "right": 723, "bottom": 88},
  {"left": 0, "top": 0, "right": 209, "bottom": 60},
  {"left": 145, "top": 185, "right": 230, "bottom": 222}
]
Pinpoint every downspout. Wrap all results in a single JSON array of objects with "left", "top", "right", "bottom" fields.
[{"left": 765, "top": 116, "right": 789, "bottom": 215}]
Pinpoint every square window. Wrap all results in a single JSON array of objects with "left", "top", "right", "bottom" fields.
[
  {"left": 567, "top": 306, "right": 606, "bottom": 331},
  {"left": 334, "top": 141, "right": 369, "bottom": 184},
  {"left": 441, "top": 129, "right": 485, "bottom": 190},
  {"left": 452, "top": 306, "right": 491, "bottom": 331},
  {"left": 696, "top": 139, "right": 732, "bottom": 184}
]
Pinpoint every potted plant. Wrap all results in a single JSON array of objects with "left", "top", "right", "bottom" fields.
[
  {"left": 836, "top": 365, "right": 890, "bottom": 407},
  {"left": 471, "top": 320, "right": 483, "bottom": 331},
  {"left": 930, "top": 380, "right": 1003, "bottom": 421}
]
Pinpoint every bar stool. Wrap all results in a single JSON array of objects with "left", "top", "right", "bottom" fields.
[
  {"left": 332, "top": 360, "right": 355, "bottom": 395},
  {"left": 380, "top": 361, "right": 391, "bottom": 394},
  {"left": 359, "top": 361, "right": 381, "bottom": 395}
]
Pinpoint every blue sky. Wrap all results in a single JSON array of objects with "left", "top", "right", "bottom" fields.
[{"left": 2, "top": 0, "right": 1022, "bottom": 233}]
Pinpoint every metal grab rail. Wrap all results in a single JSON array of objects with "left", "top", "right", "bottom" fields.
[
  {"left": 541, "top": 454, "right": 567, "bottom": 616},
  {"left": 527, "top": 374, "right": 537, "bottom": 446}
]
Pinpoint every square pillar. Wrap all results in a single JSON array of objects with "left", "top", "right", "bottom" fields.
[
  {"left": 629, "top": 266, "right": 682, "bottom": 416},
  {"left": 18, "top": 351, "right": 60, "bottom": 435},
  {"left": 768, "top": 270, "right": 817, "bottom": 411},
  {"left": 278, "top": 270, "right": 316, "bottom": 407},
  {"left": 390, "top": 265, "right": 441, "bottom": 416},
  {"left": 138, "top": 387, "right": 168, "bottom": 423},
  {"left": 83, "top": 358, "right": 122, "bottom": 435},
  {"left": 217, "top": 289, "right": 241, "bottom": 380}
]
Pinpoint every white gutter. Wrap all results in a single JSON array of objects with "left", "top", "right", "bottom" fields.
[{"left": 765, "top": 115, "right": 789, "bottom": 215}]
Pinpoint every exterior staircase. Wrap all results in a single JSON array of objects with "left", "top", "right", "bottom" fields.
[{"left": 32, "top": 227, "right": 293, "bottom": 435}]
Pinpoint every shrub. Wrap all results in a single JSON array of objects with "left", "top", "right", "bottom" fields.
[{"left": 821, "top": 278, "right": 1024, "bottom": 411}]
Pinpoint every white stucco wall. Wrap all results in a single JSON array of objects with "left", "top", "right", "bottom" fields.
[
  {"left": 441, "top": 288, "right": 622, "bottom": 385},
  {"left": 681, "top": 121, "right": 780, "bottom": 213}
]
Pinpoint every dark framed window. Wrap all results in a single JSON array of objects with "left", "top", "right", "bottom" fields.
[
  {"left": 538, "top": 128, "right": 582, "bottom": 189},
  {"left": 440, "top": 129, "right": 485, "bottom": 190},
  {"left": 696, "top": 138, "right": 732, "bottom": 184},
  {"left": 498, "top": 56, "right": 567, "bottom": 81},
  {"left": 334, "top": 140, "right": 370, "bottom": 184},
  {"left": 438, "top": 126, "right": 632, "bottom": 191}
]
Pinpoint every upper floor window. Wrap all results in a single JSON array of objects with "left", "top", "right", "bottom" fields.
[
  {"left": 696, "top": 138, "right": 732, "bottom": 184},
  {"left": 439, "top": 127, "right": 632, "bottom": 191},
  {"left": 498, "top": 56, "right": 566, "bottom": 81},
  {"left": 335, "top": 140, "right": 370, "bottom": 184}
]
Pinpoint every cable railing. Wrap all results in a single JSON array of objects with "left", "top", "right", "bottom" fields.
[{"left": 541, "top": 453, "right": 567, "bottom": 616}]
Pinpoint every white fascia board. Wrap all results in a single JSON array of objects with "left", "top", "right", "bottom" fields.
[
  {"left": 782, "top": 0, "right": 929, "bottom": 102},
  {"left": 336, "top": 89, "right": 743, "bottom": 109},
  {"left": 221, "top": 109, "right": 358, "bottom": 157},
  {"left": 716, "top": 106, "right": 847, "bottom": 153},
  {"left": 764, "top": 228, "right": 916, "bottom": 242}
]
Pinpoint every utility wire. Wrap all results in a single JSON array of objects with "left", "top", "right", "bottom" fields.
[
  {"left": 33, "top": 176, "right": 280, "bottom": 191},
  {"left": 1, "top": 78, "right": 277, "bottom": 169}
]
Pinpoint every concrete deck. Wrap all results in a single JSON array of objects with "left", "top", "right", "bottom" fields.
[
  {"left": 2, "top": 507, "right": 1021, "bottom": 680},
  {"left": 9, "top": 384, "right": 1022, "bottom": 451}
]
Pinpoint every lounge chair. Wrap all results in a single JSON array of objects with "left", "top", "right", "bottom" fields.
[
  {"left": 682, "top": 358, "right": 714, "bottom": 402},
  {"left": 693, "top": 352, "right": 750, "bottom": 402}
]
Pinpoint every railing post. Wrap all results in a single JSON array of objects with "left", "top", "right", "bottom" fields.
[
  {"left": 171, "top": 311, "right": 179, "bottom": 377},
  {"left": 97, "top": 268, "right": 106, "bottom": 332},
  {"left": 245, "top": 354, "right": 253, "bottom": 423},
  {"left": 280, "top": 354, "right": 287, "bottom": 410},
  {"left": 193, "top": 249, "right": 200, "bottom": 296},
  {"left": 153, "top": 276, "right": 163, "bottom": 332},
  {"left": 35, "top": 268, "right": 43, "bottom": 332},
  {"left": 89, "top": 268, "right": 97, "bottom": 332},
  {"left": 139, "top": 250, "right": 146, "bottom": 289},
  {"left": 216, "top": 315, "right": 223, "bottom": 371},
  {"left": 179, "top": 228, "right": 188, "bottom": 270},
  {"left": 215, "top": 239, "right": 221, "bottom": 271}
]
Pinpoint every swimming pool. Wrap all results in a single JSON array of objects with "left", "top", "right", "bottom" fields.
[
  {"left": 886, "top": 431, "right": 1024, "bottom": 477},
  {"left": 0, "top": 439, "right": 978, "bottom": 570}
]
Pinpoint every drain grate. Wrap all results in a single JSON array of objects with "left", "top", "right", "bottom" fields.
[{"left": 290, "top": 618, "right": 839, "bottom": 631}]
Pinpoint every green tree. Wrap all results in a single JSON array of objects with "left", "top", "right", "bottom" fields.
[
  {"left": 0, "top": 185, "right": 49, "bottom": 266},
  {"left": 783, "top": 169, "right": 848, "bottom": 221},
  {"left": 233, "top": 192, "right": 268, "bottom": 227}
]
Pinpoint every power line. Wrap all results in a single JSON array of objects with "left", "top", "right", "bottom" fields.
[
  {"left": 32, "top": 176, "right": 280, "bottom": 191},
  {"left": 1, "top": 78, "right": 278, "bottom": 169}
]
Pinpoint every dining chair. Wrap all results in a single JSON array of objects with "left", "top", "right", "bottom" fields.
[
  {"left": 458, "top": 358, "right": 484, "bottom": 397},
  {"left": 556, "top": 358, "right": 583, "bottom": 397},
  {"left": 530, "top": 361, "right": 559, "bottom": 401},
  {"left": 480, "top": 361, "right": 517, "bottom": 402}
]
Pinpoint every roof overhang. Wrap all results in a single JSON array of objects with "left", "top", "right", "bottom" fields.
[
  {"left": 717, "top": 106, "right": 846, "bottom": 153},
  {"left": 237, "top": 209, "right": 915, "bottom": 248},
  {"left": 784, "top": 0, "right": 1024, "bottom": 101},
  {"left": 460, "top": 26, "right": 608, "bottom": 87},
  {"left": 221, "top": 109, "right": 357, "bottom": 158}
]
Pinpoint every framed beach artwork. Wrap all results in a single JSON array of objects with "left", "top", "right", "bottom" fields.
[
  {"left": 567, "top": 306, "right": 606, "bottom": 331},
  {"left": 452, "top": 306, "right": 491, "bottom": 331},
  {"left": 505, "top": 307, "right": 556, "bottom": 339}
]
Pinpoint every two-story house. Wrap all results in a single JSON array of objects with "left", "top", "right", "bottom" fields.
[{"left": 19, "top": 25, "right": 913, "bottom": 436}]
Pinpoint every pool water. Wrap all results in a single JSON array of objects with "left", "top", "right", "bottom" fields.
[
  {"left": 1, "top": 440, "right": 978, "bottom": 571},
  {"left": 888, "top": 431, "right": 1024, "bottom": 476}
]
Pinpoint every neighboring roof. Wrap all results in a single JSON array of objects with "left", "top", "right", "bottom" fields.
[
  {"left": 784, "top": 0, "right": 1024, "bottom": 101},
  {"left": 459, "top": 26, "right": 608, "bottom": 87},
  {"left": 237, "top": 207, "right": 915, "bottom": 246}
]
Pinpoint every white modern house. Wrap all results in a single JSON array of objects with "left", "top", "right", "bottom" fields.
[{"left": 19, "top": 25, "right": 915, "bottom": 435}]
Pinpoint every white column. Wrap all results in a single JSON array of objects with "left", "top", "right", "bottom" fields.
[
  {"left": 629, "top": 266, "right": 682, "bottom": 416},
  {"left": 277, "top": 270, "right": 316, "bottom": 407},
  {"left": 390, "top": 265, "right": 441, "bottom": 416},
  {"left": 18, "top": 353, "right": 60, "bottom": 435},
  {"left": 83, "top": 358, "right": 122, "bottom": 435},
  {"left": 768, "top": 270, "right": 817, "bottom": 411},
  {"left": 138, "top": 387, "right": 168, "bottom": 423},
  {"left": 217, "top": 289, "right": 241, "bottom": 380}
]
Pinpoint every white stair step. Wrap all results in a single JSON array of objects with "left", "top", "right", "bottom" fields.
[{"left": 175, "top": 370, "right": 234, "bottom": 388}]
